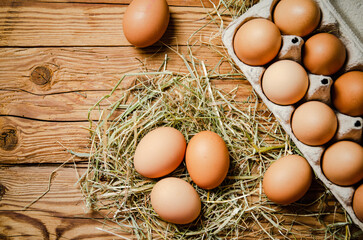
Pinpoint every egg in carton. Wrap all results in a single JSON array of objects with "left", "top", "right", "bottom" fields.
[{"left": 222, "top": 0, "right": 363, "bottom": 230}]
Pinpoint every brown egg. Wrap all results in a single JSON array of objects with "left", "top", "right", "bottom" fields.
[
  {"left": 263, "top": 155, "right": 313, "bottom": 205},
  {"left": 322, "top": 141, "right": 363, "bottom": 186},
  {"left": 273, "top": 0, "right": 321, "bottom": 37},
  {"left": 262, "top": 60, "right": 309, "bottom": 105},
  {"left": 186, "top": 131, "right": 229, "bottom": 189},
  {"left": 151, "top": 177, "right": 201, "bottom": 224},
  {"left": 134, "top": 127, "right": 186, "bottom": 178},
  {"left": 353, "top": 184, "right": 363, "bottom": 222},
  {"left": 303, "top": 33, "right": 346, "bottom": 75},
  {"left": 233, "top": 18, "right": 281, "bottom": 66},
  {"left": 291, "top": 101, "right": 337, "bottom": 146},
  {"left": 332, "top": 71, "right": 363, "bottom": 116},
  {"left": 123, "top": 0, "right": 169, "bottom": 48}
]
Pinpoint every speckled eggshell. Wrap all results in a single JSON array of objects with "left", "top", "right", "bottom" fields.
[
  {"left": 263, "top": 155, "right": 313, "bottom": 205},
  {"left": 150, "top": 177, "right": 201, "bottom": 224},
  {"left": 134, "top": 127, "right": 186, "bottom": 178},
  {"left": 186, "top": 131, "right": 229, "bottom": 190}
]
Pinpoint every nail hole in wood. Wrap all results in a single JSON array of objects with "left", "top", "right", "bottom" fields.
[
  {"left": 30, "top": 66, "right": 52, "bottom": 85},
  {"left": 0, "top": 128, "right": 18, "bottom": 151}
]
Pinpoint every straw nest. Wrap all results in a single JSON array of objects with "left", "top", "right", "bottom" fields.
[{"left": 78, "top": 1, "right": 357, "bottom": 239}]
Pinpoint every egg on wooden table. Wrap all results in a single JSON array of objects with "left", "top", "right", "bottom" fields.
[
  {"left": 263, "top": 155, "right": 313, "bottom": 205},
  {"left": 291, "top": 101, "right": 337, "bottom": 146},
  {"left": 332, "top": 71, "right": 363, "bottom": 116},
  {"left": 233, "top": 18, "right": 281, "bottom": 66},
  {"left": 134, "top": 127, "right": 186, "bottom": 178},
  {"left": 303, "top": 33, "right": 346, "bottom": 75},
  {"left": 322, "top": 141, "right": 363, "bottom": 186},
  {"left": 186, "top": 131, "right": 229, "bottom": 190},
  {"left": 353, "top": 184, "right": 363, "bottom": 222},
  {"left": 123, "top": 0, "right": 170, "bottom": 47},
  {"left": 262, "top": 60, "right": 309, "bottom": 105},
  {"left": 151, "top": 177, "right": 201, "bottom": 224},
  {"left": 273, "top": 0, "right": 321, "bottom": 37}
]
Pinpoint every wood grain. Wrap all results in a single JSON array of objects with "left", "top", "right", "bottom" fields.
[
  {"left": 0, "top": 46, "right": 241, "bottom": 94},
  {"left": 31, "top": 0, "right": 221, "bottom": 7},
  {"left": 1, "top": 0, "right": 360, "bottom": 238},
  {"left": 0, "top": 116, "right": 89, "bottom": 164},
  {"left": 0, "top": 165, "right": 129, "bottom": 239},
  {"left": 0, "top": 165, "right": 354, "bottom": 240},
  {"left": 0, "top": 80, "right": 251, "bottom": 122},
  {"left": 0, "top": 1, "right": 231, "bottom": 47},
  {"left": 0, "top": 45, "right": 250, "bottom": 163},
  {"left": 0, "top": 46, "right": 249, "bottom": 121}
]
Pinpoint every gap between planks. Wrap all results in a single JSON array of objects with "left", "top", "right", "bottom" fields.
[
  {"left": 2, "top": 0, "right": 221, "bottom": 8},
  {"left": 0, "top": 165, "right": 349, "bottom": 240},
  {"left": 0, "top": 1, "right": 232, "bottom": 47},
  {"left": 0, "top": 165, "right": 130, "bottom": 239},
  {"left": 0, "top": 45, "right": 249, "bottom": 121}
]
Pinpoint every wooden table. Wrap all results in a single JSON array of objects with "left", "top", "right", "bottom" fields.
[{"left": 0, "top": 0, "right": 362, "bottom": 239}]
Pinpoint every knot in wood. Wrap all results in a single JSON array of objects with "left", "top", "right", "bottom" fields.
[
  {"left": 30, "top": 66, "right": 52, "bottom": 85},
  {"left": 0, "top": 128, "right": 18, "bottom": 151},
  {"left": 0, "top": 183, "right": 7, "bottom": 201}
]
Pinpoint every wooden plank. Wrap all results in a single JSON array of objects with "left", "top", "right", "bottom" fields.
[
  {"left": 0, "top": 46, "right": 240, "bottom": 94},
  {"left": 31, "top": 0, "right": 221, "bottom": 7},
  {"left": 1, "top": 0, "right": 355, "bottom": 238},
  {"left": 0, "top": 165, "right": 129, "bottom": 239},
  {"left": 0, "top": 46, "right": 249, "bottom": 121},
  {"left": 0, "top": 89, "right": 119, "bottom": 121},
  {"left": 0, "top": 116, "right": 89, "bottom": 164},
  {"left": 0, "top": 79, "right": 252, "bottom": 164},
  {"left": 0, "top": 1, "right": 230, "bottom": 47},
  {"left": 0, "top": 165, "right": 355, "bottom": 239},
  {"left": 0, "top": 80, "right": 252, "bottom": 121},
  {"left": 0, "top": 46, "right": 250, "bottom": 164}
]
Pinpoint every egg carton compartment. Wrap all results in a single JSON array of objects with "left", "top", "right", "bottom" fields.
[{"left": 222, "top": 0, "right": 363, "bottom": 230}]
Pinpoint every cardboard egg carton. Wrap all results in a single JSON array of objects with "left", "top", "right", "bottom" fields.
[{"left": 222, "top": 0, "right": 363, "bottom": 229}]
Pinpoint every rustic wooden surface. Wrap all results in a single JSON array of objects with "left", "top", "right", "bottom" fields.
[{"left": 0, "top": 0, "right": 361, "bottom": 239}]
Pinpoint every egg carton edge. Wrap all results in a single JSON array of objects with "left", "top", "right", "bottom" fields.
[{"left": 222, "top": 0, "right": 363, "bottom": 230}]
